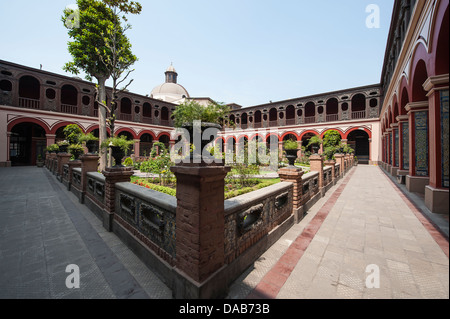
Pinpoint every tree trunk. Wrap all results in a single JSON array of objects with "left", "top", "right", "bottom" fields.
[{"left": 97, "top": 76, "right": 108, "bottom": 172}]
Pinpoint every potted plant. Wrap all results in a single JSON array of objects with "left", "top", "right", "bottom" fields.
[
  {"left": 171, "top": 100, "right": 230, "bottom": 164},
  {"left": 47, "top": 144, "right": 60, "bottom": 154},
  {"left": 68, "top": 144, "right": 85, "bottom": 160},
  {"left": 79, "top": 133, "right": 99, "bottom": 154},
  {"left": 57, "top": 140, "right": 70, "bottom": 153},
  {"left": 36, "top": 154, "right": 44, "bottom": 167},
  {"left": 307, "top": 135, "right": 323, "bottom": 154},
  {"left": 283, "top": 139, "right": 299, "bottom": 167},
  {"left": 101, "top": 135, "right": 135, "bottom": 167}
]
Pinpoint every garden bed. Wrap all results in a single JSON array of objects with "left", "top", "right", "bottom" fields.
[{"left": 130, "top": 176, "right": 280, "bottom": 199}]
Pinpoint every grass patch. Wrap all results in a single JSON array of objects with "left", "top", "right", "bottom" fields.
[{"left": 131, "top": 176, "right": 280, "bottom": 199}]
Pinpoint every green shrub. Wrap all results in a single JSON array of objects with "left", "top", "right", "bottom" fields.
[{"left": 123, "top": 157, "right": 134, "bottom": 167}]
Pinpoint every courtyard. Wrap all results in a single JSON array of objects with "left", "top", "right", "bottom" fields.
[{"left": 0, "top": 165, "right": 447, "bottom": 299}]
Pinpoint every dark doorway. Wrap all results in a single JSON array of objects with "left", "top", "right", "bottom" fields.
[
  {"left": 347, "top": 130, "right": 370, "bottom": 164},
  {"left": 10, "top": 122, "right": 47, "bottom": 166}
]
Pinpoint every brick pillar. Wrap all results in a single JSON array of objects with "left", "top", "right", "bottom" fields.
[
  {"left": 310, "top": 154, "right": 324, "bottom": 189},
  {"left": 170, "top": 165, "right": 231, "bottom": 297},
  {"left": 324, "top": 160, "right": 336, "bottom": 182},
  {"left": 57, "top": 153, "right": 72, "bottom": 181},
  {"left": 278, "top": 141, "right": 284, "bottom": 160},
  {"left": 278, "top": 166, "right": 304, "bottom": 222},
  {"left": 80, "top": 154, "right": 99, "bottom": 204},
  {"left": 133, "top": 139, "right": 140, "bottom": 158},
  {"left": 334, "top": 154, "right": 345, "bottom": 177},
  {"left": 102, "top": 167, "right": 134, "bottom": 231}
]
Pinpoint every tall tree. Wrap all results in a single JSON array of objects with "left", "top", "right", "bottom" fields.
[{"left": 62, "top": 0, "right": 141, "bottom": 170}]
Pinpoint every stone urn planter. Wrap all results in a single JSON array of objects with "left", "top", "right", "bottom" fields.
[
  {"left": 284, "top": 148, "right": 299, "bottom": 167},
  {"left": 86, "top": 140, "right": 98, "bottom": 154},
  {"left": 59, "top": 144, "right": 69, "bottom": 154},
  {"left": 111, "top": 146, "right": 125, "bottom": 167},
  {"left": 181, "top": 122, "right": 223, "bottom": 165},
  {"left": 311, "top": 144, "right": 320, "bottom": 155}
]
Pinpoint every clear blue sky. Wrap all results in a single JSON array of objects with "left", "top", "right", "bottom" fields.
[{"left": 0, "top": 0, "right": 394, "bottom": 107}]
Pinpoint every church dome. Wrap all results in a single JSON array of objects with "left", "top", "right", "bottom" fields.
[
  {"left": 150, "top": 64, "right": 190, "bottom": 103},
  {"left": 151, "top": 82, "right": 190, "bottom": 102}
]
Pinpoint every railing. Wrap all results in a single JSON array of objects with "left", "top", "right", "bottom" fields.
[
  {"left": 86, "top": 172, "right": 105, "bottom": 205},
  {"left": 72, "top": 168, "right": 82, "bottom": 190},
  {"left": 19, "top": 97, "right": 40, "bottom": 109},
  {"left": 61, "top": 104, "right": 78, "bottom": 114},
  {"left": 160, "top": 120, "right": 170, "bottom": 127},
  {"left": 352, "top": 110, "right": 366, "bottom": 119},
  {"left": 300, "top": 171, "right": 319, "bottom": 205},
  {"left": 286, "top": 118, "right": 296, "bottom": 125},
  {"left": 224, "top": 182, "right": 293, "bottom": 264},
  {"left": 269, "top": 120, "right": 278, "bottom": 127},
  {"left": 304, "top": 116, "right": 315, "bottom": 124},
  {"left": 240, "top": 124, "right": 248, "bottom": 130},
  {"left": 142, "top": 116, "right": 153, "bottom": 125},
  {"left": 119, "top": 113, "right": 132, "bottom": 122},
  {"left": 326, "top": 114, "right": 339, "bottom": 122},
  {"left": 253, "top": 122, "right": 262, "bottom": 128},
  {"left": 114, "top": 182, "right": 177, "bottom": 265}
]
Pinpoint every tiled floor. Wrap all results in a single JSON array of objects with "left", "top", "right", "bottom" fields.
[{"left": 228, "top": 165, "right": 449, "bottom": 299}]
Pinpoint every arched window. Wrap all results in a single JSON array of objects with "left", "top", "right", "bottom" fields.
[
  {"left": 18, "top": 76, "right": 40, "bottom": 109},
  {"left": 120, "top": 97, "right": 132, "bottom": 121},
  {"left": 304, "top": 102, "right": 315, "bottom": 123},
  {"left": 269, "top": 108, "right": 278, "bottom": 127},
  {"left": 286, "top": 105, "right": 295, "bottom": 125},
  {"left": 351, "top": 94, "right": 366, "bottom": 119}
]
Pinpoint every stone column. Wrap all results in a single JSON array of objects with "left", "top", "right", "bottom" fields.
[
  {"left": 102, "top": 166, "right": 134, "bottom": 231},
  {"left": 309, "top": 154, "right": 324, "bottom": 190},
  {"left": 390, "top": 123, "right": 399, "bottom": 177},
  {"left": 133, "top": 139, "right": 140, "bottom": 158},
  {"left": 46, "top": 134, "right": 56, "bottom": 147},
  {"left": 6, "top": 132, "right": 12, "bottom": 165},
  {"left": 278, "top": 141, "right": 284, "bottom": 160},
  {"left": 423, "top": 75, "right": 449, "bottom": 214},
  {"left": 406, "top": 101, "right": 430, "bottom": 194},
  {"left": 170, "top": 165, "right": 230, "bottom": 298},
  {"left": 397, "top": 115, "right": 409, "bottom": 180},
  {"left": 80, "top": 154, "right": 99, "bottom": 204},
  {"left": 278, "top": 166, "right": 304, "bottom": 222},
  {"left": 386, "top": 128, "right": 393, "bottom": 172}
]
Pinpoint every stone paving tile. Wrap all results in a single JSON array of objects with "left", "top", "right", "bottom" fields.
[
  {"left": 0, "top": 167, "right": 171, "bottom": 299},
  {"left": 230, "top": 165, "right": 449, "bottom": 299}
]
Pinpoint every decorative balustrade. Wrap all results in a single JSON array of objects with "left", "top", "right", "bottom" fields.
[
  {"left": 114, "top": 182, "right": 177, "bottom": 265},
  {"left": 19, "top": 97, "right": 40, "bottom": 109},
  {"left": 142, "top": 116, "right": 153, "bottom": 125},
  {"left": 61, "top": 104, "right": 78, "bottom": 114},
  {"left": 352, "top": 110, "right": 366, "bottom": 119},
  {"left": 119, "top": 113, "right": 132, "bottom": 122},
  {"left": 304, "top": 116, "right": 315, "bottom": 124},
  {"left": 326, "top": 114, "right": 339, "bottom": 122},
  {"left": 224, "top": 182, "right": 293, "bottom": 264},
  {"left": 286, "top": 118, "right": 296, "bottom": 125}
]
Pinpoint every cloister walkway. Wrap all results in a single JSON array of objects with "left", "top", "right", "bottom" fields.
[{"left": 0, "top": 165, "right": 448, "bottom": 299}]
